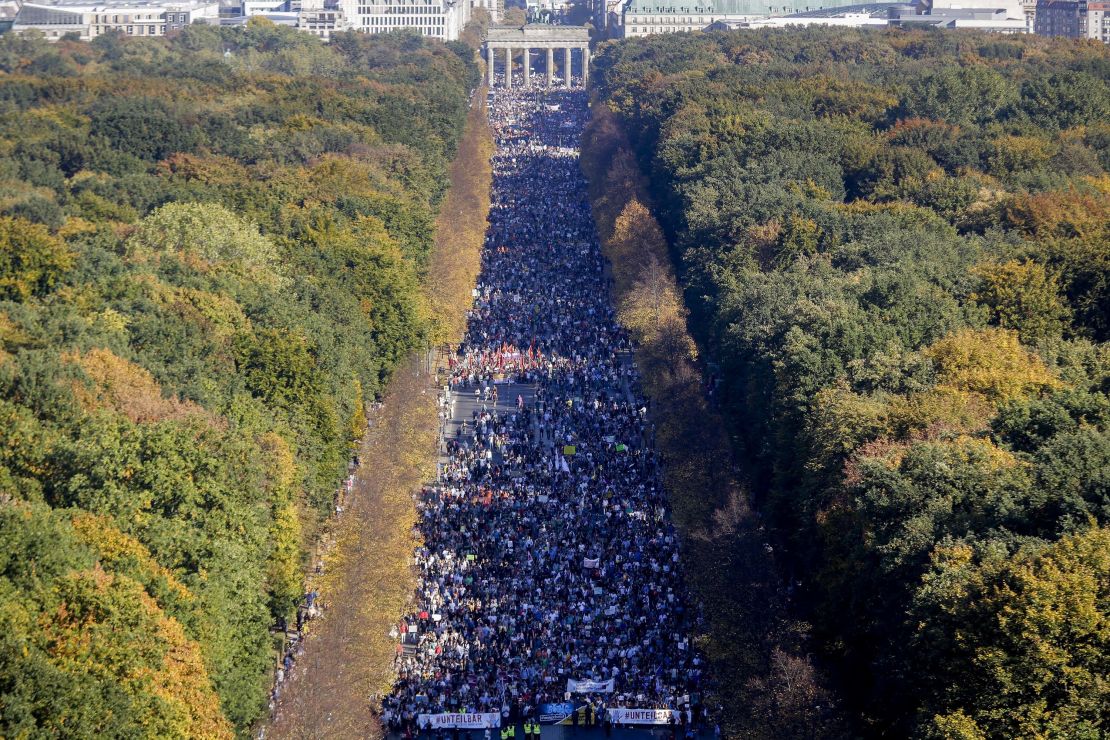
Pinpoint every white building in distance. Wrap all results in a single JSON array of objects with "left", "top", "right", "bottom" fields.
[
  {"left": 240, "top": 0, "right": 287, "bottom": 14},
  {"left": 611, "top": 0, "right": 1028, "bottom": 35},
  {"left": 11, "top": 0, "right": 485, "bottom": 41},
  {"left": 0, "top": 0, "right": 19, "bottom": 29},
  {"left": 709, "top": 9, "right": 886, "bottom": 25},
  {"left": 12, "top": 0, "right": 217, "bottom": 40},
  {"left": 337, "top": 0, "right": 472, "bottom": 39},
  {"left": 615, "top": 0, "right": 866, "bottom": 37}
]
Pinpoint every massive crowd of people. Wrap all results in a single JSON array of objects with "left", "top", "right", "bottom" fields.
[{"left": 382, "top": 85, "right": 709, "bottom": 734}]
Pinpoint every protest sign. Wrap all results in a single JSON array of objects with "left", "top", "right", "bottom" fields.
[
  {"left": 566, "top": 678, "right": 614, "bottom": 693},
  {"left": 538, "top": 702, "right": 575, "bottom": 723},
  {"left": 417, "top": 713, "right": 501, "bottom": 729},
  {"left": 607, "top": 708, "right": 680, "bottom": 725}
]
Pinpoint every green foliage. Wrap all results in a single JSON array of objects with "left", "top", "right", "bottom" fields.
[
  {"left": 89, "top": 96, "right": 202, "bottom": 162},
  {"left": 592, "top": 28, "right": 1110, "bottom": 737},
  {"left": 0, "top": 503, "right": 233, "bottom": 738},
  {"left": 129, "top": 202, "right": 286, "bottom": 289},
  {"left": 902, "top": 66, "right": 1017, "bottom": 127},
  {"left": 1020, "top": 71, "right": 1110, "bottom": 130},
  {"left": 0, "top": 27, "right": 471, "bottom": 736},
  {"left": 912, "top": 526, "right": 1109, "bottom": 739},
  {"left": 0, "top": 216, "right": 74, "bottom": 301},
  {"left": 971, "top": 260, "right": 1069, "bottom": 342}
]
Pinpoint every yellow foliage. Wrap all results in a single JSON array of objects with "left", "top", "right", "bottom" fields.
[
  {"left": 424, "top": 101, "right": 494, "bottom": 345},
  {"left": 924, "top": 328, "right": 1060, "bottom": 405},
  {"left": 56, "top": 217, "right": 100, "bottom": 238},
  {"left": 160, "top": 153, "right": 251, "bottom": 187},
  {"left": 283, "top": 113, "right": 325, "bottom": 132},
  {"left": 988, "top": 134, "right": 1055, "bottom": 173},
  {"left": 940, "top": 435, "right": 1022, "bottom": 473},
  {"left": 1002, "top": 176, "right": 1110, "bottom": 240},
  {"left": 970, "top": 259, "right": 1068, "bottom": 342},
  {"left": 0, "top": 216, "right": 75, "bottom": 301},
  {"left": 173, "top": 286, "right": 251, "bottom": 339},
  {"left": 149, "top": 598, "right": 236, "bottom": 739},
  {"left": 609, "top": 200, "right": 665, "bottom": 292},
  {"left": 604, "top": 200, "right": 697, "bottom": 369},
  {"left": 140, "top": 278, "right": 251, "bottom": 340},
  {"left": 348, "top": 379, "right": 368, "bottom": 443},
  {"left": 0, "top": 310, "right": 31, "bottom": 347},
  {"left": 67, "top": 347, "right": 205, "bottom": 424},
  {"left": 928, "top": 711, "right": 988, "bottom": 740},
  {"left": 844, "top": 438, "right": 911, "bottom": 486},
  {"left": 93, "top": 307, "right": 129, "bottom": 336},
  {"left": 258, "top": 432, "right": 303, "bottom": 616},
  {"left": 70, "top": 513, "right": 193, "bottom": 603},
  {"left": 808, "top": 385, "right": 891, "bottom": 467},
  {"left": 43, "top": 567, "right": 232, "bottom": 739},
  {"left": 888, "top": 385, "right": 994, "bottom": 438},
  {"left": 23, "top": 103, "right": 87, "bottom": 130},
  {"left": 259, "top": 432, "right": 298, "bottom": 493}
]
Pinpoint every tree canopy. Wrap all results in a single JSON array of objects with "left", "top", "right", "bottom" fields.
[
  {"left": 591, "top": 28, "right": 1110, "bottom": 738},
  {"left": 0, "top": 24, "right": 476, "bottom": 736}
]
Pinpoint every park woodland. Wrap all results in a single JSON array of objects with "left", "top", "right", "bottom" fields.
[{"left": 0, "top": 16, "right": 1107, "bottom": 740}]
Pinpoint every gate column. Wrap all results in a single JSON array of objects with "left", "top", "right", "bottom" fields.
[{"left": 483, "top": 26, "right": 590, "bottom": 92}]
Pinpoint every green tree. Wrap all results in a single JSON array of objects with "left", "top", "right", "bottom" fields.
[
  {"left": 89, "top": 97, "right": 201, "bottom": 161},
  {"left": 912, "top": 527, "right": 1110, "bottom": 739},
  {"left": 1021, "top": 71, "right": 1110, "bottom": 130},
  {"left": 129, "top": 202, "right": 286, "bottom": 289},
  {"left": 901, "top": 66, "right": 1017, "bottom": 127},
  {"left": 971, "top": 260, "right": 1069, "bottom": 342},
  {"left": 0, "top": 217, "right": 74, "bottom": 301}
]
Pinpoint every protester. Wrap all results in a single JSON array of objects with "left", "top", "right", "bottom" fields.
[{"left": 382, "top": 85, "right": 707, "bottom": 734}]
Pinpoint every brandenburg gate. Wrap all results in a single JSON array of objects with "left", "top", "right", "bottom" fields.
[{"left": 484, "top": 24, "right": 591, "bottom": 89}]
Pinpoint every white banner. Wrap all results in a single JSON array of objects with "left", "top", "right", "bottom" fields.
[
  {"left": 607, "top": 708, "right": 680, "bottom": 725},
  {"left": 566, "top": 678, "right": 615, "bottom": 693},
  {"left": 417, "top": 713, "right": 501, "bottom": 729}
]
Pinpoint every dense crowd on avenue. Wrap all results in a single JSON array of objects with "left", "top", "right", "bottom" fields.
[{"left": 382, "top": 84, "right": 710, "bottom": 735}]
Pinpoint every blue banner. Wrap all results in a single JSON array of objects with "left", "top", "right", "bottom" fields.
[{"left": 538, "top": 702, "right": 575, "bottom": 724}]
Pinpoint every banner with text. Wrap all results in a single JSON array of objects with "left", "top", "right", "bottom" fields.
[
  {"left": 418, "top": 713, "right": 501, "bottom": 729},
  {"left": 538, "top": 702, "right": 576, "bottom": 724},
  {"left": 566, "top": 678, "right": 615, "bottom": 693},
  {"left": 607, "top": 709, "right": 680, "bottom": 725}
]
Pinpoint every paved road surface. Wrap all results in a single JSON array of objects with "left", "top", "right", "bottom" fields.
[{"left": 383, "top": 86, "right": 713, "bottom": 740}]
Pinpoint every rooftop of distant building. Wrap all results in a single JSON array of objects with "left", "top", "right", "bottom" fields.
[
  {"left": 623, "top": 0, "right": 872, "bottom": 17},
  {"left": 786, "top": 1, "right": 908, "bottom": 16},
  {"left": 19, "top": 0, "right": 214, "bottom": 8}
]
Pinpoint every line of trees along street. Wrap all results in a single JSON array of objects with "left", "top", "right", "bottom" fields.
[
  {"left": 583, "top": 105, "right": 849, "bottom": 739},
  {"left": 591, "top": 29, "right": 1109, "bottom": 738},
  {"left": 0, "top": 22, "right": 477, "bottom": 736}
]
